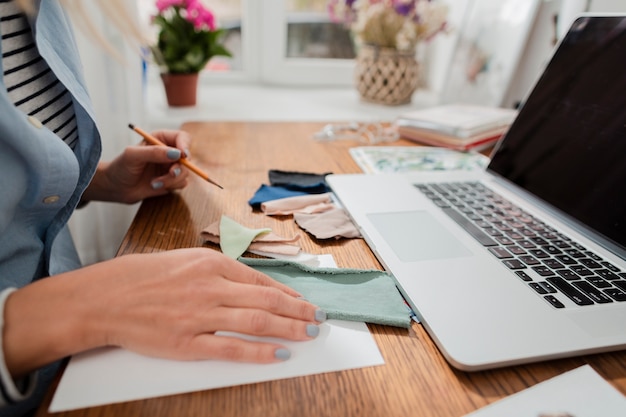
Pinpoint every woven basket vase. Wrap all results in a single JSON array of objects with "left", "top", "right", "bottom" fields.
[{"left": 355, "top": 45, "right": 420, "bottom": 106}]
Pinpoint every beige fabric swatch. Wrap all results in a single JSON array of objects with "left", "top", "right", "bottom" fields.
[
  {"left": 294, "top": 207, "right": 361, "bottom": 240},
  {"left": 201, "top": 216, "right": 301, "bottom": 258},
  {"left": 261, "top": 193, "right": 334, "bottom": 216}
]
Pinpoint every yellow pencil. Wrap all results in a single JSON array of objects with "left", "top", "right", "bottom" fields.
[{"left": 128, "top": 123, "right": 223, "bottom": 189}]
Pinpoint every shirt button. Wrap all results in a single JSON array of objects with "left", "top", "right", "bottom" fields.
[
  {"left": 28, "top": 116, "right": 43, "bottom": 129},
  {"left": 42, "top": 195, "right": 60, "bottom": 204}
]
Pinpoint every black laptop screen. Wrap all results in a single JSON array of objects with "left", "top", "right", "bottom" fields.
[{"left": 488, "top": 16, "right": 626, "bottom": 253}]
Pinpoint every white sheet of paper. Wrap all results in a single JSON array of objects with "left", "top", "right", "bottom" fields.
[
  {"left": 49, "top": 320, "right": 383, "bottom": 412},
  {"left": 464, "top": 365, "right": 626, "bottom": 417}
]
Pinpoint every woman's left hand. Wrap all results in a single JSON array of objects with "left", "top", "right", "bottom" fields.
[{"left": 83, "top": 129, "right": 192, "bottom": 204}]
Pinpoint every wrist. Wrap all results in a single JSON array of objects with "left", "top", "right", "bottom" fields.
[
  {"left": 82, "top": 161, "right": 115, "bottom": 202},
  {"left": 2, "top": 272, "right": 106, "bottom": 377}
]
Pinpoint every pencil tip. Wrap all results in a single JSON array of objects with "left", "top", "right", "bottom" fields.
[
  {"left": 128, "top": 123, "right": 134, "bottom": 129},
  {"left": 206, "top": 178, "right": 224, "bottom": 189}
]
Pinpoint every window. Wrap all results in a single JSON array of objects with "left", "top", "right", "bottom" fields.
[{"left": 137, "top": 0, "right": 355, "bottom": 86}]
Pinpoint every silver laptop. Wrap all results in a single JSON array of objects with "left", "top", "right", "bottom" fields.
[{"left": 326, "top": 15, "right": 626, "bottom": 371}]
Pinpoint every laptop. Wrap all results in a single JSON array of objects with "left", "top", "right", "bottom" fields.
[{"left": 326, "top": 15, "right": 626, "bottom": 371}]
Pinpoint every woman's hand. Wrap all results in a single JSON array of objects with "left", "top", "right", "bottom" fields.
[
  {"left": 83, "top": 129, "right": 193, "bottom": 204},
  {"left": 3, "top": 248, "right": 325, "bottom": 377}
]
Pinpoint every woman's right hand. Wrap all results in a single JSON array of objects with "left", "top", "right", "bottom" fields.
[{"left": 3, "top": 248, "right": 325, "bottom": 377}]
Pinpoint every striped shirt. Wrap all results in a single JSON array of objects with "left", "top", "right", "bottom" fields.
[{"left": 0, "top": 0, "right": 78, "bottom": 149}]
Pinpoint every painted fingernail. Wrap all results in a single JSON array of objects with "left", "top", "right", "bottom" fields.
[
  {"left": 151, "top": 181, "right": 164, "bottom": 190},
  {"left": 173, "top": 167, "right": 181, "bottom": 177},
  {"left": 306, "top": 324, "right": 320, "bottom": 338},
  {"left": 184, "top": 148, "right": 191, "bottom": 158},
  {"left": 167, "top": 148, "right": 182, "bottom": 160},
  {"left": 315, "top": 309, "right": 327, "bottom": 323},
  {"left": 274, "top": 348, "right": 291, "bottom": 361}
]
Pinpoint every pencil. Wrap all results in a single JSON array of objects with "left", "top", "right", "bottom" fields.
[{"left": 128, "top": 123, "right": 223, "bottom": 189}]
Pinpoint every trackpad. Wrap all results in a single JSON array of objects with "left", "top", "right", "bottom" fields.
[{"left": 367, "top": 211, "right": 472, "bottom": 262}]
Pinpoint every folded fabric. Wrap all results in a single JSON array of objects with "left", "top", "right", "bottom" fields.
[
  {"left": 239, "top": 258, "right": 411, "bottom": 328},
  {"left": 294, "top": 207, "right": 361, "bottom": 239},
  {"left": 269, "top": 170, "right": 332, "bottom": 188},
  {"left": 248, "top": 185, "right": 319, "bottom": 209},
  {"left": 261, "top": 193, "right": 334, "bottom": 216},
  {"left": 201, "top": 215, "right": 301, "bottom": 259}
]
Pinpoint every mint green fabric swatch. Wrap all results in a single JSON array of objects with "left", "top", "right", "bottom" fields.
[
  {"left": 220, "top": 215, "right": 271, "bottom": 259},
  {"left": 239, "top": 258, "right": 411, "bottom": 328}
]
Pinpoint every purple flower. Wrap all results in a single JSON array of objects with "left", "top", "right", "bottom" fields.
[{"left": 393, "top": 0, "right": 415, "bottom": 17}]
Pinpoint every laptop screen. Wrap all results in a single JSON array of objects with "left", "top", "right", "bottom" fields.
[{"left": 488, "top": 16, "right": 626, "bottom": 254}]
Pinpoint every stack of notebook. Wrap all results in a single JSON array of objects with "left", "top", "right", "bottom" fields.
[{"left": 395, "top": 104, "right": 518, "bottom": 151}]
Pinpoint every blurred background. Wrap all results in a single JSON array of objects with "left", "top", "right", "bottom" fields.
[{"left": 68, "top": 0, "right": 625, "bottom": 264}]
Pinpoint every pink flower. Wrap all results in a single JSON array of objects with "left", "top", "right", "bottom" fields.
[
  {"left": 155, "top": 0, "right": 185, "bottom": 13},
  {"left": 186, "top": 0, "right": 216, "bottom": 30}
]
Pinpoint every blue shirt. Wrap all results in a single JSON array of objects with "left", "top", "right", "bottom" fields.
[{"left": 0, "top": 1, "right": 101, "bottom": 414}]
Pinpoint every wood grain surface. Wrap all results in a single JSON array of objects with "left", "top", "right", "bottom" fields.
[{"left": 36, "top": 122, "right": 626, "bottom": 417}]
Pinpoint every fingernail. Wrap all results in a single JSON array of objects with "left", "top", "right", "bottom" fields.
[
  {"left": 306, "top": 324, "right": 320, "bottom": 338},
  {"left": 274, "top": 348, "right": 291, "bottom": 361},
  {"left": 151, "top": 181, "right": 164, "bottom": 190},
  {"left": 297, "top": 296, "right": 308, "bottom": 301},
  {"left": 314, "top": 309, "right": 327, "bottom": 323},
  {"left": 167, "top": 148, "right": 182, "bottom": 160},
  {"left": 173, "top": 167, "right": 181, "bottom": 177},
  {"left": 184, "top": 148, "right": 191, "bottom": 158}
]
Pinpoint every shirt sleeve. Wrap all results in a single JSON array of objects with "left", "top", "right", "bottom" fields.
[{"left": 0, "top": 288, "right": 38, "bottom": 408}]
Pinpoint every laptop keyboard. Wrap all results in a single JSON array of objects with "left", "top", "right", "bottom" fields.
[{"left": 416, "top": 182, "right": 626, "bottom": 308}]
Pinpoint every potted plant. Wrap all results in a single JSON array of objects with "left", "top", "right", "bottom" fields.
[
  {"left": 328, "top": 0, "right": 448, "bottom": 105},
  {"left": 151, "top": 0, "right": 232, "bottom": 106}
]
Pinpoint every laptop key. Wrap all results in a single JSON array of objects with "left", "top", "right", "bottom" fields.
[
  {"left": 541, "top": 281, "right": 557, "bottom": 293},
  {"left": 564, "top": 249, "right": 586, "bottom": 258},
  {"left": 495, "top": 236, "right": 516, "bottom": 245},
  {"left": 597, "top": 269, "right": 621, "bottom": 280},
  {"left": 604, "top": 288, "right": 626, "bottom": 302},
  {"left": 532, "top": 266, "right": 556, "bottom": 277},
  {"left": 586, "top": 276, "right": 613, "bottom": 288},
  {"left": 554, "top": 254, "right": 577, "bottom": 265},
  {"left": 545, "top": 277, "right": 594, "bottom": 306},
  {"left": 509, "top": 246, "right": 526, "bottom": 255},
  {"left": 542, "top": 259, "right": 565, "bottom": 269},
  {"left": 520, "top": 255, "right": 540, "bottom": 265},
  {"left": 489, "top": 247, "right": 513, "bottom": 259},
  {"left": 572, "top": 280, "right": 613, "bottom": 304},
  {"left": 518, "top": 240, "right": 536, "bottom": 249},
  {"left": 579, "top": 258, "right": 602, "bottom": 269},
  {"left": 440, "top": 207, "right": 498, "bottom": 246},
  {"left": 542, "top": 245, "right": 562, "bottom": 255},
  {"left": 502, "top": 259, "right": 527, "bottom": 270},
  {"left": 556, "top": 269, "right": 579, "bottom": 280},
  {"left": 515, "top": 270, "right": 532, "bottom": 281},
  {"left": 601, "top": 261, "right": 620, "bottom": 272},
  {"left": 529, "top": 282, "right": 548, "bottom": 294},
  {"left": 544, "top": 295, "right": 565, "bottom": 308},
  {"left": 571, "top": 265, "right": 594, "bottom": 276}
]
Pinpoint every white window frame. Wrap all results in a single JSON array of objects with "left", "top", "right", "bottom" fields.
[
  {"left": 257, "top": 0, "right": 354, "bottom": 86},
  {"left": 141, "top": 0, "right": 355, "bottom": 87}
]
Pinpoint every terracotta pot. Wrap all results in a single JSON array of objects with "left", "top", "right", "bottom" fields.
[
  {"left": 354, "top": 45, "right": 420, "bottom": 106},
  {"left": 160, "top": 73, "right": 199, "bottom": 107}
]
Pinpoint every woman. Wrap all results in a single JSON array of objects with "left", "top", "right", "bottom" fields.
[{"left": 0, "top": 1, "right": 325, "bottom": 415}]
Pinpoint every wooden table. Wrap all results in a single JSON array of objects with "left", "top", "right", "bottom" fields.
[{"left": 37, "top": 122, "right": 626, "bottom": 417}]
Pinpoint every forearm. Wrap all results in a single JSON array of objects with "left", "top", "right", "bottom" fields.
[
  {"left": 2, "top": 267, "right": 108, "bottom": 378},
  {"left": 0, "top": 289, "right": 38, "bottom": 407}
]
